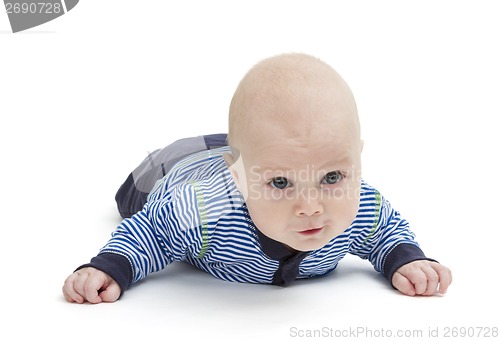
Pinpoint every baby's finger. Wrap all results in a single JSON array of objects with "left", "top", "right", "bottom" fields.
[
  {"left": 99, "top": 281, "right": 121, "bottom": 303},
  {"left": 432, "top": 263, "right": 453, "bottom": 294},
  {"left": 421, "top": 265, "right": 440, "bottom": 296},
  {"left": 392, "top": 272, "right": 416, "bottom": 296},
  {"left": 406, "top": 269, "right": 428, "bottom": 295},
  {"left": 73, "top": 270, "right": 90, "bottom": 299},
  {"left": 83, "top": 273, "right": 106, "bottom": 304},
  {"left": 63, "top": 272, "right": 84, "bottom": 303}
]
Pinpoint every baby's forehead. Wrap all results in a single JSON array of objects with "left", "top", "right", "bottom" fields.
[
  {"left": 229, "top": 53, "right": 359, "bottom": 150},
  {"left": 238, "top": 131, "right": 358, "bottom": 165}
]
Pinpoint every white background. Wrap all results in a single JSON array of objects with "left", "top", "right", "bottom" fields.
[{"left": 1, "top": 1, "right": 499, "bottom": 340}]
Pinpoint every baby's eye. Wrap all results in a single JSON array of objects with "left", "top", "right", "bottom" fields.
[
  {"left": 269, "top": 177, "right": 291, "bottom": 189},
  {"left": 321, "top": 171, "right": 344, "bottom": 185}
]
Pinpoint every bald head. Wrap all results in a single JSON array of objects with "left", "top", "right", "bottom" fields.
[{"left": 228, "top": 53, "right": 359, "bottom": 153}]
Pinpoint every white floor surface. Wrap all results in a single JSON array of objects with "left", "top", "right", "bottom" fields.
[{"left": 1, "top": 2, "right": 499, "bottom": 340}]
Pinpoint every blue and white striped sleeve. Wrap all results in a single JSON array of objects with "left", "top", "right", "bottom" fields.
[
  {"left": 350, "top": 194, "right": 435, "bottom": 282},
  {"left": 78, "top": 182, "right": 203, "bottom": 292}
]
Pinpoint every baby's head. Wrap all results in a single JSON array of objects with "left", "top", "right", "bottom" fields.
[{"left": 225, "top": 53, "right": 363, "bottom": 251}]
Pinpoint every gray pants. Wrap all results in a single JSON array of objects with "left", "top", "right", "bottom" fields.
[{"left": 115, "top": 134, "right": 227, "bottom": 218}]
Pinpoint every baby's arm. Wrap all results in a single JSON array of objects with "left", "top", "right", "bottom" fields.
[
  {"left": 392, "top": 260, "right": 452, "bottom": 296},
  {"left": 350, "top": 187, "right": 453, "bottom": 296},
  {"left": 63, "top": 182, "right": 202, "bottom": 303},
  {"left": 62, "top": 267, "right": 120, "bottom": 304}
]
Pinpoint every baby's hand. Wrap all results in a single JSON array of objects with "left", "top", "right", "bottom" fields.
[
  {"left": 392, "top": 260, "right": 452, "bottom": 296},
  {"left": 62, "top": 267, "right": 121, "bottom": 304}
]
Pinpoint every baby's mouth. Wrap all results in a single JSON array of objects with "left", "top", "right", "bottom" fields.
[{"left": 297, "top": 226, "right": 324, "bottom": 236}]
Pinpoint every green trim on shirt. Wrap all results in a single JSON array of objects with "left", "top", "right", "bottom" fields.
[
  {"left": 362, "top": 190, "right": 382, "bottom": 245},
  {"left": 190, "top": 180, "right": 209, "bottom": 259}
]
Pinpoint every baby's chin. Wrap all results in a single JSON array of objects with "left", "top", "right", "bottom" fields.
[{"left": 284, "top": 238, "right": 331, "bottom": 253}]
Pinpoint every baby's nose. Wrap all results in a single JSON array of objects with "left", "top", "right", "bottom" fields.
[{"left": 294, "top": 191, "right": 323, "bottom": 217}]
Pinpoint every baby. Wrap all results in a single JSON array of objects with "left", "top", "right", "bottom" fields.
[{"left": 63, "top": 53, "right": 452, "bottom": 303}]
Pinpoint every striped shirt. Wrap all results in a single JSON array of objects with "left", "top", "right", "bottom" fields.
[{"left": 87, "top": 146, "right": 432, "bottom": 291}]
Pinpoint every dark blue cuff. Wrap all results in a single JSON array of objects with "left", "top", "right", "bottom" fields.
[
  {"left": 75, "top": 253, "right": 133, "bottom": 296},
  {"left": 383, "top": 243, "right": 437, "bottom": 285}
]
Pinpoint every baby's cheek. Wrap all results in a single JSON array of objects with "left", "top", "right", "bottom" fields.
[
  {"left": 246, "top": 200, "right": 279, "bottom": 228},
  {"left": 333, "top": 197, "right": 360, "bottom": 227}
]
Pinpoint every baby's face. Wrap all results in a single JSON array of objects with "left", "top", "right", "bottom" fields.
[
  {"left": 227, "top": 53, "right": 362, "bottom": 251},
  {"left": 229, "top": 117, "right": 362, "bottom": 252}
]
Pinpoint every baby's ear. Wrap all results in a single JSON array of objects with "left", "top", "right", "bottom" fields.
[
  {"left": 222, "top": 152, "right": 236, "bottom": 167},
  {"left": 223, "top": 152, "right": 240, "bottom": 185},
  {"left": 223, "top": 150, "right": 249, "bottom": 199}
]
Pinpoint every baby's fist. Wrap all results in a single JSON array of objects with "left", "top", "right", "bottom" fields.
[
  {"left": 392, "top": 260, "right": 452, "bottom": 296},
  {"left": 63, "top": 267, "right": 121, "bottom": 304}
]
